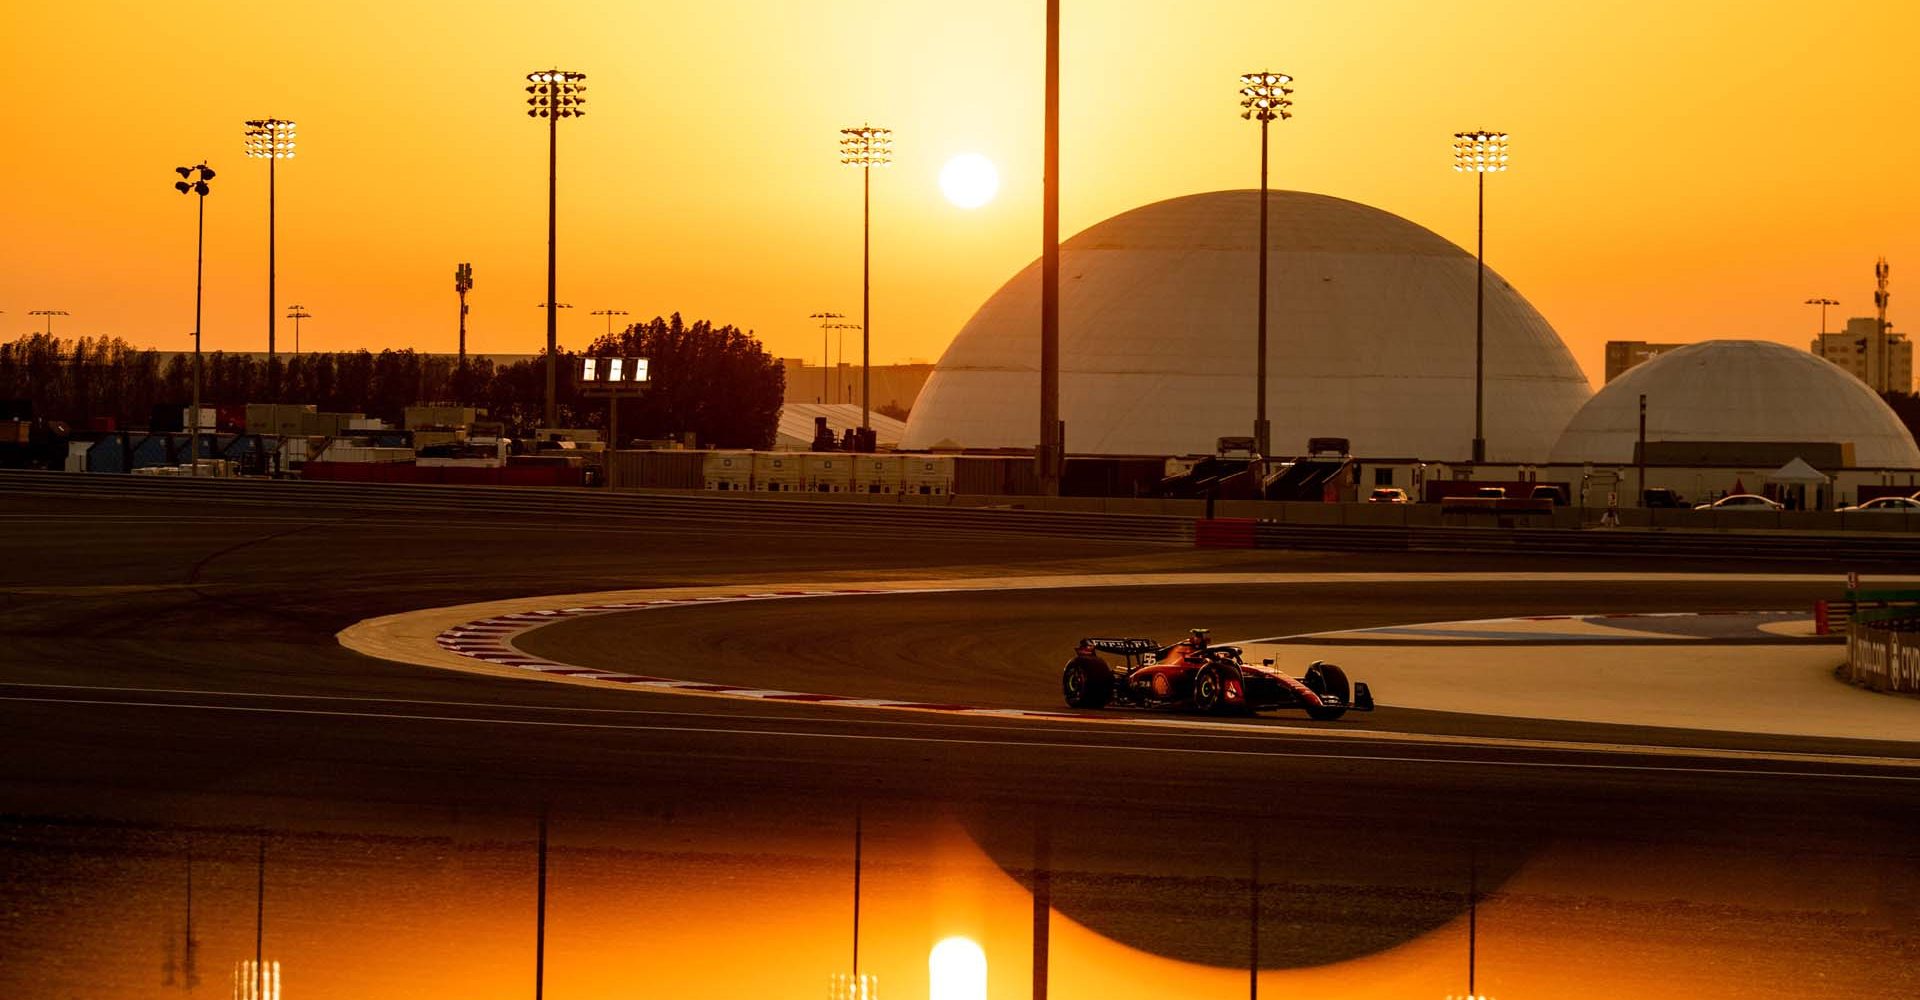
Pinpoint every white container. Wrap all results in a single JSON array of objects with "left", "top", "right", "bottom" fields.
[
  {"left": 903, "top": 455, "right": 954, "bottom": 496},
  {"left": 752, "top": 452, "right": 803, "bottom": 493},
  {"left": 703, "top": 450, "right": 755, "bottom": 491},
  {"left": 802, "top": 453, "right": 853, "bottom": 493},
  {"left": 851, "top": 455, "right": 904, "bottom": 495}
]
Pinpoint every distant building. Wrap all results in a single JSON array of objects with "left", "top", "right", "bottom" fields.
[
  {"left": 779, "top": 359, "right": 934, "bottom": 416},
  {"left": 1812, "top": 318, "right": 1913, "bottom": 394},
  {"left": 1604, "top": 340, "right": 1688, "bottom": 383}
]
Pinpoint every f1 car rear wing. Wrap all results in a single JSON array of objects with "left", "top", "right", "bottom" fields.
[{"left": 1079, "top": 638, "right": 1160, "bottom": 656}]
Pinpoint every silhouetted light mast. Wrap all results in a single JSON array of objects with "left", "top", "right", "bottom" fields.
[
  {"left": 243, "top": 118, "right": 295, "bottom": 358},
  {"left": 285, "top": 305, "right": 311, "bottom": 354},
  {"left": 27, "top": 309, "right": 68, "bottom": 336},
  {"left": 1039, "top": 0, "right": 1061, "bottom": 495},
  {"left": 1454, "top": 130, "right": 1509, "bottom": 463},
  {"left": 1804, "top": 296, "right": 1839, "bottom": 337},
  {"left": 173, "top": 163, "right": 214, "bottom": 477},
  {"left": 1239, "top": 70, "right": 1293, "bottom": 468},
  {"left": 590, "top": 308, "right": 628, "bottom": 338},
  {"left": 526, "top": 69, "right": 587, "bottom": 428},
  {"left": 840, "top": 124, "right": 892, "bottom": 446}
]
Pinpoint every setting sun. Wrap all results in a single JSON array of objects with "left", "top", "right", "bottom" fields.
[{"left": 939, "top": 154, "right": 1000, "bottom": 209}]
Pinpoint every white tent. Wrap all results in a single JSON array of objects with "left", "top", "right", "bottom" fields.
[
  {"left": 1766, "top": 457, "right": 1831, "bottom": 484},
  {"left": 775, "top": 403, "right": 907, "bottom": 451}
]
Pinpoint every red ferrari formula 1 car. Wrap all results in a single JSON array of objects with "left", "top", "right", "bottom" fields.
[{"left": 1060, "top": 628, "right": 1373, "bottom": 720}]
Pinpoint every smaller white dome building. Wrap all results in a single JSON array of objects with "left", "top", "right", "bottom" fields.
[{"left": 1549, "top": 340, "right": 1920, "bottom": 468}]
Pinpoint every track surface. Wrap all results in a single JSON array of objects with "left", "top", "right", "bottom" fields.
[{"left": 3, "top": 487, "right": 1919, "bottom": 998}]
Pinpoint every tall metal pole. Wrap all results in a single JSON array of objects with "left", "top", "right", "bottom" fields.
[
  {"left": 1637, "top": 393, "right": 1647, "bottom": 508},
  {"left": 268, "top": 154, "right": 276, "bottom": 358},
  {"left": 1039, "top": 0, "right": 1061, "bottom": 495},
  {"left": 1255, "top": 115, "right": 1270, "bottom": 463},
  {"left": 545, "top": 103, "right": 559, "bottom": 428},
  {"left": 192, "top": 194, "right": 204, "bottom": 478},
  {"left": 1473, "top": 170, "right": 1486, "bottom": 463},
  {"left": 861, "top": 163, "right": 871, "bottom": 432}
]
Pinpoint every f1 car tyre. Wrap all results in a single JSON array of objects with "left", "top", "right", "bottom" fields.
[
  {"left": 1303, "top": 662, "right": 1351, "bottom": 721},
  {"left": 1191, "top": 665, "right": 1225, "bottom": 714},
  {"left": 1062, "top": 656, "right": 1111, "bottom": 709}
]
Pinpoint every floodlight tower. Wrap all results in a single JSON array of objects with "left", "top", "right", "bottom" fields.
[
  {"left": 243, "top": 118, "right": 295, "bottom": 357},
  {"left": 173, "top": 162, "right": 215, "bottom": 476},
  {"left": 1239, "top": 70, "right": 1293, "bottom": 466},
  {"left": 1453, "top": 130, "right": 1509, "bottom": 463},
  {"left": 1804, "top": 297, "right": 1839, "bottom": 337},
  {"left": 285, "top": 305, "right": 310, "bottom": 354},
  {"left": 590, "top": 308, "right": 628, "bottom": 338},
  {"left": 27, "top": 309, "right": 68, "bottom": 336},
  {"left": 810, "top": 311, "right": 846, "bottom": 403},
  {"left": 525, "top": 69, "right": 587, "bottom": 427},
  {"left": 840, "top": 124, "right": 892, "bottom": 443}
]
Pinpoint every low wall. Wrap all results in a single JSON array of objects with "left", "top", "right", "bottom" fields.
[{"left": 1843, "top": 620, "right": 1920, "bottom": 694}]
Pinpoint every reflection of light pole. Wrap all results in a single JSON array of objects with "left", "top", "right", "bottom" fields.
[
  {"left": 174, "top": 162, "right": 214, "bottom": 477},
  {"left": 1239, "top": 71, "right": 1293, "bottom": 468},
  {"left": 1805, "top": 296, "right": 1839, "bottom": 338},
  {"left": 28, "top": 309, "right": 68, "bottom": 336},
  {"left": 525, "top": 69, "right": 587, "bottom": 428},
  {"left": 590, "top": 308, "right": 628, "bottom": 338},
  {"left": 243, "top": 118, "right": 295, "bottom": 357},
  {"left": 829, "top": 806, "right": 876, "bottom": 1000},
  {"left": 810, "top": 311, "right": 844, "bottom": 403},
  {"left": 840, "top": 124, "right": 892, "bottom": 442},
  {"left": 1454, "top": 130, "right": 1508, "bottom": 463},
  {"left": 285, "top": 306, "right": 310, "bottom": 354}
]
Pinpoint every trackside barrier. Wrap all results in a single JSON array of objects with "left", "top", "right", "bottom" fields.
[
  {"left": 1194, "top": 518, "right": 1257, "bottom": 548},
  {"left": 1817, "top": 590, "right": 1920, "bottom": 633},
  {"left": 1844, "top": 610, "right": 1920, "bottom": 694},
  {"left": 0, "top": 470, "right": 1194, "bottom": 545}
]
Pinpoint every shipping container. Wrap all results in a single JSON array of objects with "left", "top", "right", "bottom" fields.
[
  {"left": 703, "top": 450, "right": 755, "bottom": 491},
  {"left": 851, "top": 454, "right": 904, "bottom": 495},
  {"left": 802, "top": 453, "right": 854, "bottom": 493},
  {"left": 753, "top": 452, "right": 803, "bottom": 492},
  {"left": 903, "top": 455, "right": 955, "bottom": 496}
]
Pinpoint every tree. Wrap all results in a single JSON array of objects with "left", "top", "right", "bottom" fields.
[{"left": 587, "top": 313, "right": 783, "bottom": 449}]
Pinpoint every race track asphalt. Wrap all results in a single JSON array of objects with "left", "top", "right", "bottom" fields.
[{"left": 3, "top": 485, "right": 1918, "bottom": 996}]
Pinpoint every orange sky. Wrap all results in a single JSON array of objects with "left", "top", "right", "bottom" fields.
[{"left": 3, "top": 1, "right": 1917, "bottom": 387}]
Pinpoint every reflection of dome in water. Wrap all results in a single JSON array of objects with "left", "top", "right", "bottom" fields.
[
  {"left": 1550, "top": 340, "right": 1920, "bottom": 467},
  {"left": 902, "top": 189, "right": 1592, "bottom": 461},
  {"left": 960, "top": 803, "right": 1536, "bottom": 970}
]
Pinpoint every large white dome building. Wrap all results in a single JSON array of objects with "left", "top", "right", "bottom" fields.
[
  {"left": 901, "top": 190, "right": 1592, "bottom": 461},
  {"left": 1550, "top": 339, "right": 1920, "bottom": 468}
]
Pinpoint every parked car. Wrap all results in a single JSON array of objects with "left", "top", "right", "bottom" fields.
[
  {"left": 1694, "top": 494, "right": 1783, "bottom": 511},
  {"left": 1474, "top": 486, "right": 1506, "bottom": 499},
  {"left": 1529, "top": 484, "right": 1567, "bottom": 505},
  {"left": 1837, "top": 496, "right": 1920, "bottom": 513},
  {"left": 1643, "top": 487, "right": 1688, "bottom": 508},
  {"left": 1367, "top": 487, "right": 1410, "bottom": 503}
]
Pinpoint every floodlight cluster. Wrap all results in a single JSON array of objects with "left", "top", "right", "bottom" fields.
[
  {"left": 839, "top": 124, "right": 893, "bottom": 167},
  {"left": 526, "top": 70, "right": 587, "bottom": 119},
  {"left": 1238, "top": 71, "right": 1293, "bottom": 123},
  {"left": 1453, "top": 131, "right": 1510, "bottom": 172},
  {"left": 173, "top": 162, "right": 215, "bottom": 197},
  {"left": 243, "top": 118, "right": 297, "bottom": 159}
]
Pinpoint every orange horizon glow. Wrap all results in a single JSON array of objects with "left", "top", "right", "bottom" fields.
[{"left": 3, "top": 1, "right": 1917, "bottom": 390}]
